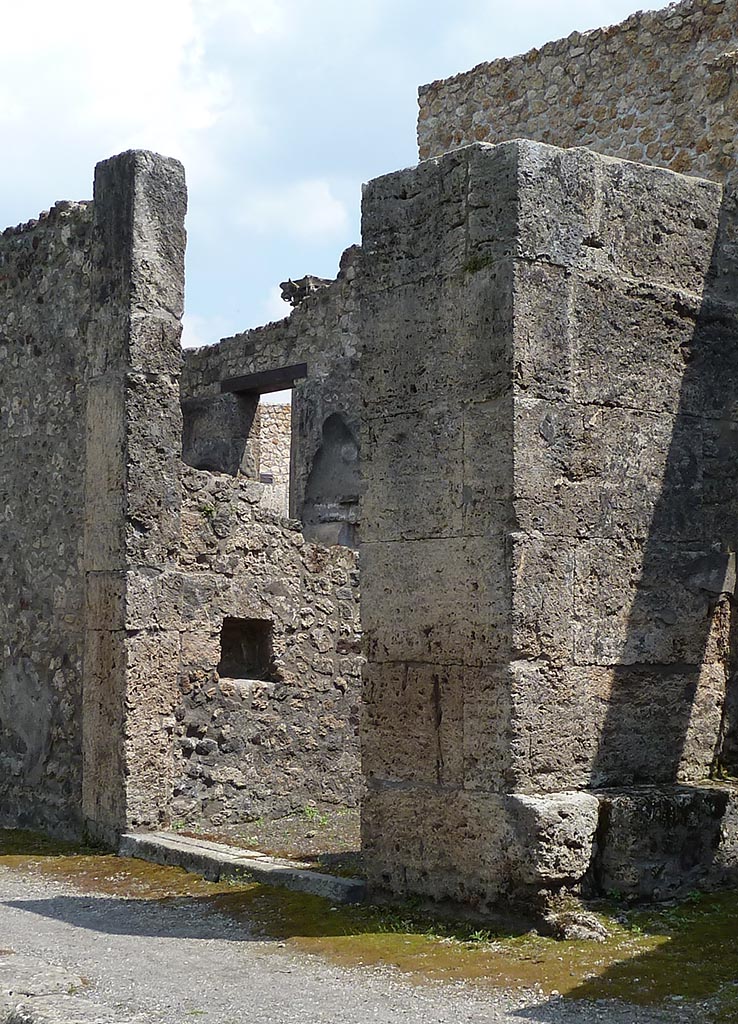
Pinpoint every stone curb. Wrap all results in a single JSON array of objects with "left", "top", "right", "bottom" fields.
[{"left": 118, "top": 831, "right": 366, "bottom": 904}]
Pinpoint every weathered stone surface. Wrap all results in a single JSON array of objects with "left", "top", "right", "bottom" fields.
[
  {"left": 258, "top": 404, "right": 291, "bottom": 516},
  {"left": 119, "top": 830, "right": 366, "bottom": 903},
  {"left": 82, "top": 151, "right": 187, "bottom": 842},
  {"left": 360, "top": 139, "right": 738, "bottom": 910},
  {"left": 507, "top": 792, "right": 600, "bottom": 887},
  {"left": 0, "top": 954, "right": 154, "bottom": 1023},
  {"left": 170, "top": 468, "right": 362, "bottom": 825},
  {"left": 4, "top": 30, "right": 738, "bottom": 920},
  {"left": 0, "top": 200, "right": 92, "bottom": 836},
  {"left": 418, "top": 0, "right": 738, "bottom": 196},
  {"left": 589, "top": 783, "right": 738, "bottom": 900},
  {"left": 182, "top": 245, "right": 361, "bottom": 530}
]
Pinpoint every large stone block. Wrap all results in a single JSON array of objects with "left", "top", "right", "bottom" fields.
[
  {"left": 362, "top": 787, "right": 513, "bottom": 907},
  {"left": 92, "top": 150, "right": 186, "bottom": 377},
  {"left": 360, "top": 270, "right": 514, "bottom": 416},
  {"left": 461, "top": 665, "right": 512, "bottom": 792},
  {"left": 81, "top": 629, "right": 127, "bottom": 837},
  {"left": 583, "top": 661, "right": 726, "bottom": 788},
  {"left": 361, "top": 534, "right": 510, "bottom": 666},
  {"left": 124, "top": 629, "right": 181, "bottom": 829},
  {"left": 591, "top": 784, "right": 738, "bottom": 900},
  {"left": 361, "top": 402, "right": 465, "bottom": 543},
  {"left": 362, "top": 662, "right": 463, "bottom": 786},
  {"left": 360, "top": 139, "right": 738, "bottom": 911},
  {"left": 124, "top": 373, "right": 182, "bottom": 566},
  {"left": 573, "top": 539, "right": 727, "bottom": 667},
  {"left": 514, "top": 400, "right": 703, "bottom": 542},
  {"left": 363, "top": 145, "right": 517, "bottom": 291}
]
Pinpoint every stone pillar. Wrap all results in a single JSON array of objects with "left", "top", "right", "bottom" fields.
[
  {"left": 360, "top": 140, "right": 738, "bottom": 910},
  {"left": 82, "top": 150, "right": 187, "bottom": 842}
]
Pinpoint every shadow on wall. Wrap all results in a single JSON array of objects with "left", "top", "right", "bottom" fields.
[
  {"left": 181, "top": 393, "right": 260, "bottom": 477},
  {"left": 302, "top": 413, "right": 360, "bottom": 549},
  {"left": 584, "top": 184, "right": 738, "bottom": 896}
]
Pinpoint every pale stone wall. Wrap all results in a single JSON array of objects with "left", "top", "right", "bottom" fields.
[
  {"left": 0, "top": 202, "right": 93, "bottom": 836},
  {"left": 82, "top": 151, "right": 188, "bottom": 841},
  {"left": 182, "top": 245, "right": 361, "bottom": 536},
  {"left": 0, "top": 154, "right": 363, "bottom": 840},
  {"left": 360, "top": 140, "right": 738, "bottom": 909},
  {"left": 418, "top": 0, "right": 738, "bottom": 188},
  {"left": 258, "top": 403, "right": 291, "bottom": 517},
  {"left": 178, "top": 254, "right": 364, "bottom": 821},
  {"left": 170, "top": 468, "right": 361, "bottom": 825},
  {"left": 0, "top": 151, "right": 188, "bottom": 842}
]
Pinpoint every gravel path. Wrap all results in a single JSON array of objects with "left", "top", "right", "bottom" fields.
[{"left": 0, "top": 864, "right": 697, "bottom": 1024}]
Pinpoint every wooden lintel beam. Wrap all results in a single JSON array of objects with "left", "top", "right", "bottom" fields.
[{"left": 220, "top": 362, "right": 308, "bottom": 395}]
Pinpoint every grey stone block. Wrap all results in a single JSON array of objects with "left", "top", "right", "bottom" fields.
[{"left": 118, "top": 831, "right": 366, "bottom": 904}]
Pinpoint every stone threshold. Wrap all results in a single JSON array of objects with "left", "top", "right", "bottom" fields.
[{"left": 118, "top": 831, "right": 366, "bottom": 904}]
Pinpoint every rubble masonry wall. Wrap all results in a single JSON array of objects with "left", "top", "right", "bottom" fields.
[
  {"left": 181, "top": 247, "right": 361, "bottom": 528},
  {"left": 0, "top": 202, "right": 93, "bottom": 836},
  {"left": 176, "top": 249, "right": 364, "bottom": 823},
  {"left": 169, "top": 467, "right": 361, "bottom": 825},
  {"left": 418, "top": 0, "right": 738, "bottom": 189},
  {"left": 258, "top": 403, "right": 291, "bottom": 517}
]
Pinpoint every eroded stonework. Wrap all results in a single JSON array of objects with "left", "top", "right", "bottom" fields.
[
  {"left": 3, "top": 0, "right": 738, "bottom": 916},
  {"left": 418, "top": 0, "right": 738, "bottom": 188},
  {"left": 0, "top": 152, "right": 363, "bottom": 842},
  {"left": 359, "top": 140, "right": 738, "bottom": 908},
  {"left": 171, "top": 468, "right": 361, "bottom": 824},
  {"left": 0, "top": 202, "right": 93, "bottom": 836}
]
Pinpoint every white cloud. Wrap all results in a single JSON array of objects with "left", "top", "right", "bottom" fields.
[
  {"left": 0, "top": 89, "right": 22, "bottom": 125},
  {"left": 0, "top": 0, "right": 233, "bottom": 188},
  {"left": 239, "top": 179, "right": 349, "bottom": 239},
  {"left": 181, "top": 312, "right": 236, "bottom": 349},
  {"left": 195, "top": 0, "right": 295, "bottom": 39},
  {"left": 264, "top": 286, "right": 294, "bottom": 324}
]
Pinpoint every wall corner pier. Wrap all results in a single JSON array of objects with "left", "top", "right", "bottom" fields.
[
  {"left": 82, "top": 150, "right": 188, "bottom": 844},
  {"left": 358, "top": 140, "right": 738, "bottom": 911}
]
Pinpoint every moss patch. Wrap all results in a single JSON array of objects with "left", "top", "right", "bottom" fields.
[{"left": 2, "top": 829, "right": 737, "bottom": 1018}]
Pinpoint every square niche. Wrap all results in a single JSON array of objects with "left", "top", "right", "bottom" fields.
[{"left": 217, "top": 617, "right": 275, "bottom": 681}]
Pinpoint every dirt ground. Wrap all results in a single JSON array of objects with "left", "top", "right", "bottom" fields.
[{"left": 181, "top": 805, "right": 363, "bottom": 877}]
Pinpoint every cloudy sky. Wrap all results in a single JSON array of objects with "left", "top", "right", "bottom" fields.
[{"left": 0, "top": 0, "right": 670, "bottom": 349}]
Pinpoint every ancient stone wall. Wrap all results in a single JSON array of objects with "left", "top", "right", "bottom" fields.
[
  {"left": 82, "top": 150, "right": 188, "bottom": 841},
  {"left": 170, "top": 467, "right": 361, "bottom": 825},
  {"left": 418, "top": 0, "right": 738, "bottom": 189},
  {"left": 360, "top": 139, "right": 738, "bottom": 909},
  {"left": 0, "top": 203, "right": 93, "bottom": 836},
  {"left": 182, "top": 246, "right": 361, "bottom": 538},
  {"left": 0, "top": 151, "right": 189, "bottom": 842},
  {"left": 178, "top": 255, "right": 364, "bottom": 822},
  {"left": 258, "top": 403, "right": 291, "bottom": 517},
  {"left": 0, "top": 150, "right": 365, "bottom": 841}
]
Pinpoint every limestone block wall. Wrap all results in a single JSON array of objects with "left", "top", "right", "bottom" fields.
[
  {"left": 418, "top": 0, "right": 738, "bottom": 189},
  {"left": 82, "top": 150, "right": 188, "bottom": 841},
  {"left": 258, "top": 403, "right": 292, "bottom": 517},
  {"left": 360, "top": 140, "right": 738, "bottom": 909},
  {"left": 168, "top": 468, "right": 361, "bottom": 825},
  {"left": 0, "top": 202, "right": 93, "bottom": 835}
]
